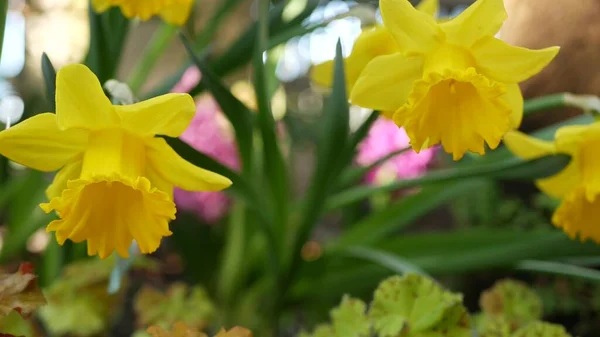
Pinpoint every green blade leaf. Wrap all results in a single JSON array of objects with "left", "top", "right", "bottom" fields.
[
  {"left": 337, "top": 146, "right": 411, "bottom": 188},
  {"left": 330, "top": 180, "right": 486, "bottom": 249},
  {"left": 179, "top": 33, "right": 254, "bottom": 172},
  {"left": 85, "top": 6, "right": 129, "bottom": 84},
  {"left": 327, "top": 154, "right": 571, "bottom": 210},
  {"left": 0, "top": 0, "right": 8, "bottom": 60},
  {"left": 254, "top": 0, "right": 289, "bottom": 241},
  {"left": 343, "top": 246, "right": 428, "bottom": 276},
  {"left": 516, "top": 259, "right": 600, "bottom": 283},
  {"left": 287, "top": 40, "right": 350, "bottom": 277},
  {"left": 41, "top": 53, "right": 57, "bottom": 111}
]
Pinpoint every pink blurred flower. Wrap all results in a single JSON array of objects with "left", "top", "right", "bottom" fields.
[
  {"left": 172, "top": 72, "right": 239, "bottom": 224},
  {"left": 356, "top": 118, "right": 437, "bottom": 186}
]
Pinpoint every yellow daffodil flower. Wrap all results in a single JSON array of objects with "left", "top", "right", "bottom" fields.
[
  {"left": 92, "top": 0, "right": 194, "bottom": 26},
  {"left": 0, "top": 64, "right": 231, "bottom": 259},
  {"left": 504, "top": 124, "right": 600, "bottom": 242},
  {"left": 350, "top": 0, "right": 559, "bottom": 160},
  {"left": 310, "top": 0, "right": 438, "bottom": 119}
]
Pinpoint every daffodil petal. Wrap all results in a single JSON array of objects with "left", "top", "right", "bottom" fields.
[
  {"left": 503, "top": 130, "right": 554, "bottom": 160},
  {"left": 536, "top": 161, "right": 579, "bottom": 199},
  {"left": 91, "top": 0, "right": 111, "bottom": 12},
  {"left": 56, "top": 64, "right": 119, "bottom": 130},
  {"left": 554, "top": 124, "right": 600, "bottom": 155},
  {"left": 380, "top": 0, "right": 442, "bottom": 54},
  {"left": 472, "top": 36, "right": 559, "bottom": 83},
  {"left": 311, "top": 26, "right": 398, "bottom": 92},
  {"left": 440, "top": 0, "right": 506, "bottom": 47},
  {"left": 146, "top": 138, "right": 232, "bottom": 192},
  {"left": 310, "top": 60, "right": 335, "bottom": 89},
  {"left": 502, "top": 84, "right": 524, "bottom": 128},
  {"left": 0, "top": 113, "right": 87, "bottom": 172},
  {"left": 116, "top": 93, "right": 196, "bottom": 138},
  {"left": 146, "top": 166, "right": 174, "bottom": 201},
  {"left": 46, "top": 159, "right": 83, "bottom": 199},
  {"left": 159, "top": 0, "right": 194, "bottom": 26},
  {"left": 350, "top": 53, "right": 423, "bottom": 112},
  {"left": 416, "top": 0, "right": 439, "bottom": 17}
]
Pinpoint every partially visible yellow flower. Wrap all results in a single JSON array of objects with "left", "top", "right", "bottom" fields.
[
  {"left": 350, "top": 0, "right": 559, "bottom": 160},
  {"left": 0, "top": 64, "right": 231, "bottom": 259},
  {"left": 504, "top": 123, "right": 600, "bottom": 242},
  {"left": 310, "top": 0, "right": 439, "bottom": 119},
  {"left": 146, "top": 322, "right": 252, "bottom": 337},
  {"left": 92, "top": 0, "right": 194, "bottom": 26}
]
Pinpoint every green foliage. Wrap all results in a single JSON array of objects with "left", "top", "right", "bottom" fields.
[
  {"left": 512, "top": 322, "right": 571, "bottom": 337},
  {"left": 479, "top": 279, "right": 543, "bottom": 329}
]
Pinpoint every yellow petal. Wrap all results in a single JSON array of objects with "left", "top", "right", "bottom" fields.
[
  {"left": 536, "top": 161, "right": 579, "bottom": 199},
  {"left": 416, "top": 0, "right": 439, "bottom": 17},
  {"left": 146, "top": 138, "right": 232, "bottom": 192},
  {"left": 146, "top": 165, "right": 174, "bottom": 201},
  {"left": 472, "top": 36, "right": 560, "bottom": 83},
  {"left": 0, "top": 113, "right": 87, "bottom": 172},
  {"left": 160, "top": 0, "right": 194, "bottom": 26},
  {"left": 56, "top": 64, "right": 119, "bottom": 130},
  {"left": 554, "top": 124, "right": 599, "bottom": 155},
  {"left": 440, "top": 0, "right": 506, "bottom": 47},
  {"left": 310, "top": 60, "right": 335, "bottom": 89},
  {"left": 311, "top": 26, "right": 397, "bottom": 92},
  {"left": 42, "top": 174, "right": 175, "bottom": 259},
  {"left": 91, "top": 0, "right": 111, "bottom": 12},
  {"left": 552, "top": 187, "right": 600, "bottom": 244},
  {"left": 46, "top": 159, "right": 83, "bottom": 199},
  {"left": 380, "top": 0, "right": 442, "bottom": 54},
  {"left": 116, "top": 93, "right": 196, "bottom": 138},
  {"left": 502, "top": 83, "right": 524, "bottom": 128},
  {"left": 350, "top": 53, "right": 423, "bottom": 112},
  {"left": 503, "top": 130, "right": 554, "bottom": 160}
]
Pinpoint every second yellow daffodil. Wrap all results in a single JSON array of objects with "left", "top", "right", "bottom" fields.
[
  {"left": 0, "top": 64, "right": 231, "bottom": 259},
  {"left": 350, "top": 0, "right": 559, "bottom": 160},
  {"left": 504, "top": 124, "right": 600, "bottom": 243},
  {"left": 310, "top": 0, "right": 438, "bottom": 119}
]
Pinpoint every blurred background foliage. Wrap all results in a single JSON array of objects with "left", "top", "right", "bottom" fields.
[{"left": 1, "top": 0, "right": 600, "bottom": 337}]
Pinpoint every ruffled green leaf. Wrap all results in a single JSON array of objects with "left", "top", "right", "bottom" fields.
[
  {"left": 134, "top": 283, "right": 215, "bottom": 330},
  {"left": 512, "top": 322, "right": 571, "bottom": 337},
  {"left": 369, "top": 274, "right": 466, "bottom": 337},
  {"left": 331, "top": 296, "right": 371, "bottom": 337},
  {"left": 475, "top": 315, "right": 511, "bottom": 337},
  {"left": 480, "top": 280, "right": 542, "bottom": 330}
]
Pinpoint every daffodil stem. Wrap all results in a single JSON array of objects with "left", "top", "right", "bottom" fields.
[
  {"left": 0, "top": 0, "right": 7, "bottom": 61},
  {"left": 217, "top": 201, "right": 246, "bottom": 310},
  {"left": 127, "top": 24, "right": 178, "bottom": 95},
  {"left": 523, "top": 92, "right": 600, "bottom": 117}
]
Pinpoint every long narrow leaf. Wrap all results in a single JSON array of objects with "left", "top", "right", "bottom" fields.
[
  {"left": 285, "top": 40, "right": 350, "bottom": 282},
  {"left": 330, "top": 180, "right": 486, "bottom": 249},
  {"left": 516, "top": 260, "right": 600, "bottom": 283},
  {"left": 344, "top": 246, "right": 428, "bottom": 276},
  {"left": 0, "top": 0, "right": 7, "bottom": 61},
  {"left": 41, "top": 53, "right": 57, "bottom": 111},
  {"left": 254, "top": 0, "right": 289, "bottom": 241},
  {"left": 327, "top": 154, "right": 571, "bottom": 210},
  {"left": 179, "top": 34, "right": 254, "bottom": 172}
]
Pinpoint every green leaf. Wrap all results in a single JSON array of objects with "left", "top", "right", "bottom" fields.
[
  {"left": 0, "top": 0, "right": 6, "bottom": 60},
  {"left": 193, "top": 0, "right": 245, "bottom": 50},
  {"left": 479, "top": 279, "right": 542, "bottom": 329},
  {"left": 330, "top": 180, "right": 486, "bottom": 249},
  {"left": 179, "top": 33, "right": 254, "bottom": 172},
  {"left": 330, "top": 296, "right": 371, "bottom": 337},
  {"left": 41, "top": 53, "right": 57, "bottom": 111},
  {"left": 254, "top": 0, "right": 290, "bottom": 243},
  {"left": 516, "top": 259, "right": 600, "bottom": 283},
  {"left": 338, "top": 146, "right": 411, "bottom": 188},
  {"left": 368, "top": 274, "right": 466, "bottom": 336},
  {"left": 343, "top": 247, "right": 427, "bottom": 276},
  {"left": 85, "top": 6, "right": 129, "bottom": 84},
  {"left": 326, "top": 155, "right": 571, "bottom": 210},
  {"left": 286, "top": 40, "right": 349, "bottom": 279},
  {"left": 512, "top": 322, "right": 571, "bottom": 337}
]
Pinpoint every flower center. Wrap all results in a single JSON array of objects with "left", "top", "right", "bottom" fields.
[{"left": 80, "top": 129, "right": 146, "bottom": 180}]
